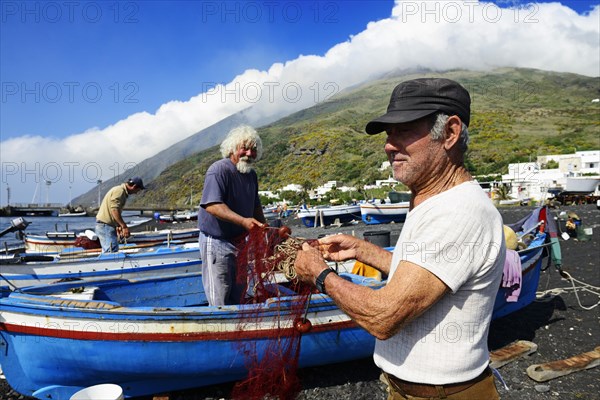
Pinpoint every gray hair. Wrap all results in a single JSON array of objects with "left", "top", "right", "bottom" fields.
[
  {"left": 430, "top": 113, "right": 469, "bottom": 153},
  {"left": 220, "top": 125, "right": 263, "bottom": 160}
]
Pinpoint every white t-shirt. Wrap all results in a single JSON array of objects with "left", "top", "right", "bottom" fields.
[{"left": 374, "top": 181, "right": 505, "bottom": 384}]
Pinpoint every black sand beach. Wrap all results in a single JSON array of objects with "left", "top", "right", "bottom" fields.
[{"left": 1, "top": 204, "right": 598, "bottom": 400}]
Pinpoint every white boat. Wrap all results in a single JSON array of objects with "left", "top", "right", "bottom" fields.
[
  {"left": 498, "top": 198, "right": 529, "bottom": 206},
  {"left": 297, "top": 204, "right": 361, "bottom": 227},
  {"left": 263, "top": 206, "right": 280, "bottom": 220},
  {"left": 57, "top": 211, "right": 87, "bottom": 217},
  {"left": 360, "top": 201, "right": 409, "bottom": 225},
  {"left": 24, "top": 227, "right": 200, "bottom": 254},
  {"left": 565, "top": 176, "right": 600, "bottom": 193},
  {"left": 23, "top": 230, "right": 96, "bottom": 254},
  {"left": 126, "top": 217, "right": 153, "bottom": 228},
  {"left": 0, "top": 242, "right": 201, "bottom": 289},
  {"left": 173, "top": 210, "right": 198, "bottom": 222}
]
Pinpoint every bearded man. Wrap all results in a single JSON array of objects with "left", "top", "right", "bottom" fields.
[{"left": 198, "top": 125, "right": 267, "bottom": 305}]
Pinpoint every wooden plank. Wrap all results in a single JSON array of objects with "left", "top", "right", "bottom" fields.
[
  {"left": 490, "top": 340, "right": 538, "bottom": 369},
  {"left": 526, "top": 346, "right": 600, "bottom": 382}
]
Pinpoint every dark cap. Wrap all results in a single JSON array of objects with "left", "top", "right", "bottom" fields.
[
  {"left": 128, "top": 177, "right": 145, "bottom": 189},
  {"left": 365, "top": 78, "right": 471, "bottom": 135}
]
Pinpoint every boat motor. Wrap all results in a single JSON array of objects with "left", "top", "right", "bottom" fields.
[{"left": 0, "top": 217, "right": 31, "bottom": 239}]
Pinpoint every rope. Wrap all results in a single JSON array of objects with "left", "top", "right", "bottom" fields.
[
  {"left": 268, "top": 236, "right": 306, "bottom": 280},
  {"left": 535, "top": 270, "right": 600, "bottom": 310}
]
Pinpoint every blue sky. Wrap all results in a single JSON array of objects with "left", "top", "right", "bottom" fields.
[
  {"left": 1, "top": 1, "right": 396, "bottom": 140},
  {"left": 1, "top": 0, "right": 598, "bottom": 204},
  {"left": 1, "top": 0, "right": 596, "bottom": 141}
]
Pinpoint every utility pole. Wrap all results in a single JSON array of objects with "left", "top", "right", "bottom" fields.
[
  {"left": 97, "top": 180, "right": 103, "bottom": 207},
  {"left": 45, "top": 180, "right": 51, "bottom": 205}
]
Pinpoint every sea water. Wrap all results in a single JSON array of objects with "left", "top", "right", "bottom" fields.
[
  {"left": 0, "top": 212, "right": 153, "bottom": 249},
  {"left": 0, "top": 215, "right": 97, "bottom": 248}
]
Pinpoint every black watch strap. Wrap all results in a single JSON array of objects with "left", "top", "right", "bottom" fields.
[{"left": 315, "top": 268, "right": 337, "bottom": 295}]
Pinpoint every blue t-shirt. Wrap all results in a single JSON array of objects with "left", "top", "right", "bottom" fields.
[{"left": 198, "top": 158, "right": 261, "bottom": 240}]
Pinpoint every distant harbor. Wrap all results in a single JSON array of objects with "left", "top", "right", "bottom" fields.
[
  {"left": 0, "top": 203, "right": 63, "bottom": 217},
  {"left": 0, "top": 204, "right": 185, "bottom": 217}
]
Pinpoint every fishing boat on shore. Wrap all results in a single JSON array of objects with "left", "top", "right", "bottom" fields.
[
  {"left": 173, "top": 210, "right": 199, "bottom": 222},
  {"left": 297, "top": 204, "right": 361, "bottom": 227},
  {"left": 0, "top": 207, "right": 560, "bottom": 399},
  {"left": 359, "top": 201, "right": 409, "bottom": 225},
  {"left": 492, "top": 205, "right": 562, "bottom": 319},
  {"left": 23, "top": 227, "right": 200, "bottom": 254},
  {"left": 359, "top": 191, "right": 411, "bottom": 225},
  {"left": 0, "top": 242, "right": 201, "bottom": 289},
  {"left": 0, "top": 271, "right": 383, "bottom": 399}
]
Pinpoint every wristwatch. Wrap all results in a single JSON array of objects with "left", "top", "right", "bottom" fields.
[{"left": 315, "top": 268, "right": 337, "bottom": 295}]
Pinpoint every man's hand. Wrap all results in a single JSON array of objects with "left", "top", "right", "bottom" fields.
[
  {"left": 317, "top": 234, "right": 361, "bottom": 262},
  {"left": 294, "top": 242, "right": 328, "bottom": 284},
  {"left": 242, "top": 217, "right": 265, "bottom": 231},
  {"left": 117, "top": 226, "right": 130, "bottom": 239}
]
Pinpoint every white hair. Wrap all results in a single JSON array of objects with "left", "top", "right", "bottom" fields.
[
  {"left": 429, "top": 113, "right": 469, "bottom": 153},
  {"left": 220, "top": 125, "right": 263, "bottom": 160}
]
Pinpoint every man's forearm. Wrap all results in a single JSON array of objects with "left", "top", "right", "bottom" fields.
[
  {"left": 110, "top": 209, "right": 127, "bottom": 228},
  {"left": 205, "top": 203, "right": 245, "bottom": 226}
]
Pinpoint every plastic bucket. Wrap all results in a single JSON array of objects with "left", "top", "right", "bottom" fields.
[
  {"left": 363, "top": 231, "right": 390, "bottom": 248},
  {"left": 70, "top": 384, "right": 124, "bottom": 400}
]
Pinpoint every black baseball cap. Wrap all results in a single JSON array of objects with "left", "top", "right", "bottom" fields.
[
  {"left": 128, "top": 177, "right": 145, "bottom": 189},
  {"left": 365, "top": 78, "right": 471, "bottom": 135}
]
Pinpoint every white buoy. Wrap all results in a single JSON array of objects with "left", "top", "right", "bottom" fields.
[{"left": 70, "top": 384, "right": 124, "bottom": 400}]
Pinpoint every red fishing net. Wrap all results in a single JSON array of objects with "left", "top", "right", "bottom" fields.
[
  {"left": 230, "top": 225, "right": 314, "bottom": 400},
  {"left": 73, "top": 236, "right": 101, "bottom": 250}
]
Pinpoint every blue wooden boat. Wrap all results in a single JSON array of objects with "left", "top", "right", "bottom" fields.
[
  {"left": 297, "top": 204, "right": 361, "bottom": 227},
  {"left": 360, "top": 201, "right": 409, "bottom": 225},
  {"left": 0, "top": 243, "right": 201, "bottom": 289},
  {"left": 0, "top": 272, "right": 383, "bottom": 399},
  {"left": 492, "top": 206, "right": 562, "bottom": 319}
]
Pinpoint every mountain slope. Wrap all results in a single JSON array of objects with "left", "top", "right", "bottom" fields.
[
  {"left": 71, "top": 108, "right": 274, "bottom": 206},
  {"left": 127, "top": 68, "right": 600, "bottom": 207}
]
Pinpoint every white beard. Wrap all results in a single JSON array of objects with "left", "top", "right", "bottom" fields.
[{"left": 236, "top": 157, "right": 254, "bottom": 174}]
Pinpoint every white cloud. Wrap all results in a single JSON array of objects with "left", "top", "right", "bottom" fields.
[{"left": 1, "top": 1, "right": 598, "bottom": 204}]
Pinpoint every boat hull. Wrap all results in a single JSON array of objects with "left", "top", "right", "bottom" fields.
[
  {"left": 0, "top": 273, "right": 380, "bottom": 399},
  {"left": 297, "top": 205, "right": 361, "bottom": 227},
  {"left": 57, "top": 211, "right": 87, "bottom": 217},
  {"left": 360, "top": 202, "right": 409, "bottom": 225},
  {"left": 24, "top": 228, "right": 200, "bottom": 254},
  {"left": 1, "top": 244, "right": 201, "bottom": 288},
  {"left": 492, "top": 237, "right": 545, "bottom": 319}
]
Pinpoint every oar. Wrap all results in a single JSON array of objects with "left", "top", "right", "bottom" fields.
[{"left": 0, "top": 273, "right": 22, "bottom": 292}]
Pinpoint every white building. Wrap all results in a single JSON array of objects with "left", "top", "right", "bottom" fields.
[
  {"left": 258, "top": 190, "right": 279, "bottom": 199},
  {"left": 375, "top": 176, "right": 399, "bottom": 187},
  {"left": 379, "top": 161, "right": 391, "bottom": 171},
  {"left": 501, "top": 150, "right": 600, "bottom": 201},
  {"left": 314, "top": 180, "right": 344, "bottom": 197},
  {"left": 280, "top": 184, "right": 303, "bottom": 192},
  {"left": 537, "top": 150, "right": 600, "bottom": 176}
]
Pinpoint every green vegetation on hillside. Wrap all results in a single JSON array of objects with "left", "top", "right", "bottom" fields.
[{"left": 132, "top": 68, "right": 599, "bottom": 208}]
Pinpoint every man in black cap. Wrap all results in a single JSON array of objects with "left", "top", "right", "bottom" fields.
[
  {"left": 294, "top": 78, "right": 505, "bottom": 399},
  {"left": 96, "top": 177, "right": 145, "bottom": 252}
]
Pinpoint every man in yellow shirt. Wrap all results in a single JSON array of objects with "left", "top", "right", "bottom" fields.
[{"left": 95, "top": 177, "right": 145, "bottom": 252}]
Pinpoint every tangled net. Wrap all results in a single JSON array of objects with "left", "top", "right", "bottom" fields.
[
  {"left": 266, "top": 236, "right": 306, "bottom": 280},
  {"left": 230, "top": 225, "right": 315, "bottom": 400}
]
